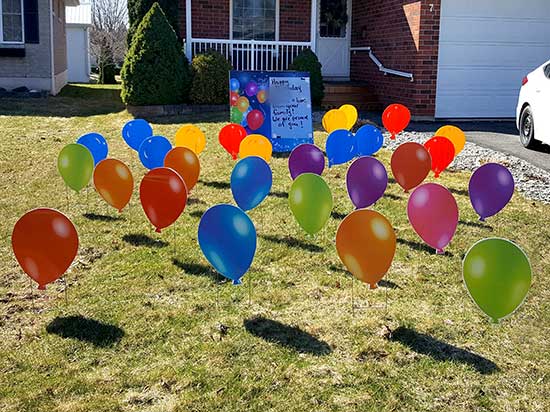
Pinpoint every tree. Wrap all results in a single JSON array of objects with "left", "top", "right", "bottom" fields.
[
  {"left": 127, "top": 0, "right": 179, "bottom": 46},
  {"left": 90, "top": 0, "right": 128, "bottom": 84},
  {"left": 121, "top": 2, "right": 191, "bottom": 105}
]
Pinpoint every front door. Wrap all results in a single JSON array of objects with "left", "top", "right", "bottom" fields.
[{"left": 316, "top": 0, "right": 352, "bottom": 80}]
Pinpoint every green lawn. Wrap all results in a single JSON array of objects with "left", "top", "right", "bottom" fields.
[{"left": 0, "top": 84, "right": 549, "bottom": 412}]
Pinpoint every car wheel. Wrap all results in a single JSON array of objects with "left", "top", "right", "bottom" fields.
[{"left": 519, "top": 106, "right": 537, "bottom": 148}]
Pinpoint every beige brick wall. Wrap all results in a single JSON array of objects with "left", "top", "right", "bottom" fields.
[
  {"left": 0, "top": 0, "right": 52, "bottom": 86},
  {"left": 0, "top": 0, "right": 70, "bottom": 93}
]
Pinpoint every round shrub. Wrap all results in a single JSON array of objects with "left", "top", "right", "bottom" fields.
[
  {"left": 290, "top": 49, "right": 325, "bottom": 107},
  {"left": 190, "top": 51, "right": 232, "bottom": 105}
]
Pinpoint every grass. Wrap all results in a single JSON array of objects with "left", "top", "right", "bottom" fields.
[{"left": 0, "top": 83, "right": 549, "bottom": 412}]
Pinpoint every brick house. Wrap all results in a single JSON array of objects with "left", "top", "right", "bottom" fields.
[
  {"left": 0, "top": 0, "right": 80, "bottom": 95},
  {"left": 179, "top": 0, "right": 550, "bottom": 119}
]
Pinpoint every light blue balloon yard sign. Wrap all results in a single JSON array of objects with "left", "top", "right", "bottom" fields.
[{"left": 229, "top": 71, "right": 313, "bottom": 152}]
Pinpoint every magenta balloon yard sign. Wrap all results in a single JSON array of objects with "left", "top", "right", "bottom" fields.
[{"left": 229, "top": 71, "right": 314, "bottom": 152}]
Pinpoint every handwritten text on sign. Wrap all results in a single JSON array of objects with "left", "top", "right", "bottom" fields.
[{"left": 269, "top": 77, "right": 313, "bottom": 140}]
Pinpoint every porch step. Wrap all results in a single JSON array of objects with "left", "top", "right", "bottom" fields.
[{"left": 321, "top": 82, "right": 381, "bottom": 111}]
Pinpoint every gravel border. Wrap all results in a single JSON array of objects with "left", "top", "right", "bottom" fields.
[{"left": 385, "top": 131, "right": 550, "bottom": 205}]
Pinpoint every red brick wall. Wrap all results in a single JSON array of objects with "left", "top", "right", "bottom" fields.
[
  {"left": 187, "top": 0, "right": 230, "bottom": 39},
  {"left": 350, "top": 0, "right": 441, "bottom": 117},
  {"left": 280, "top": 0, "right": 311, "bottom": 42},
  {"left": 178, "top": 0, "right": 311, "bottom": 41},
  {"left": 178, "top": 0, "right": 186, "bottom": 39}
]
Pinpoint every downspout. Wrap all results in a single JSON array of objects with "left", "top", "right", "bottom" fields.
[
  {"left": 185, "top": 0, "right": 192, "bottom": 60},
  {"left": 49, "top": 0, "right": 55, "bottom": 94},
  {"left": 310, "top": 0, "right": 317, "bottom": 52}
]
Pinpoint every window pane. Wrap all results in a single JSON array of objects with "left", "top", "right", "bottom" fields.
[
  {"left": 2, "top": 0, "right": 22, "bottom": 14},
  {"left": 3, "top": 14, "right": 23, "bottom": 42},
  {"left": 320, "top": 0, "right": 348, "bottom": 38},
  {"left": 233, "top": 0, "right": 276, "bottom": 40}
]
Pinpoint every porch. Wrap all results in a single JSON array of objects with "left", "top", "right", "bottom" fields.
[{"left": 179, "top": 0, "right": 427, "bottom": 115}]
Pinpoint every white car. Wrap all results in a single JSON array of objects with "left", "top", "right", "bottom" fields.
[{"left": 516, "top": 59, "right": 550, "bottom": 148}]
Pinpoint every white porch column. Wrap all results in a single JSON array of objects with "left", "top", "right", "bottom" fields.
[
  {"left": 185, "top": 0, "right": 192, "bottom": 59},
  {"left": 310, "top": 0, "right": 317, "bottom": 52}
]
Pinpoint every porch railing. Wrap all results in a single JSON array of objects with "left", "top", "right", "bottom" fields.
[{"left": 187, "top": 38, "right": 312, "bottom": 71}]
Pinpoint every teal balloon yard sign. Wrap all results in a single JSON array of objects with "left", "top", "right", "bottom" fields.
[{"left": 229, "top": 71, "right": 314, "bottom": 152}]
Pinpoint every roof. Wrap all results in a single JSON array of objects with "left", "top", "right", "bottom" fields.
[
  {"left": 65, "top": 0, "right": 81, "bottom": 6},
  {"left": 66, "top": 2, "right": 91, "bottom": 26}
]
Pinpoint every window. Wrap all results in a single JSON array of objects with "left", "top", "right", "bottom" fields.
[
  {"left": 233, "top": 0, "right": 276, "bottom": 41},
  {"left": 1, "top": 0, "right": 24, "bottom": 43},
  {"left": 319, "top": 0, "right": 348, "bottom": 38}
]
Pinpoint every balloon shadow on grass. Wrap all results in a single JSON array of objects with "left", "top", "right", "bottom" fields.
[
  {"left": 271, "top": 152, "right": 292, "bottom": 159},
  {"left": 269, "top": 191, "right": 288, "bottom": 199},
  {"left": 244, "top": 317, "right": 332, "bottom": 356},
  {"left": 459, "top": 220, "right": 493, "bottom": 230},
  {"left": 397, "top": 238, "right": 454, "bottom": 257},
  {"left": 199, "top": 179, "right": 230, "bottom": 190},
  {"left": 187, "top": 198, "right": 206, "bottom": 206},
  {"left": 328, "top": 265, "right": 400, "bottom": 289},
  {"left": 172, "top": 259, "right": 219, "bottom": 281},
  {"left": 378, "top": 279, "right": 400, "bottom": 289},
  {"left": 46, "top": 316, "right": 124, "bottom": 347},
  {"left": 331, "top": 211, "right": 348, "bottom": 220},
  {"left": 261, "top": 234, "right": 324, "bottom": 253},
  {"left": 384, "top": 193, "right": 403, "bottom": 201},
  {"left": 449, "top": 187, "right": 470, "bottom": 197},
  {"left": 390, "top": 327, "right": 498, "bottom": 374},
  {"left": 122, "top": 233, "right": 168, "bottom": 248},
  {"left": 83, "top": 212, "right": 124, "bottom": 222},
  {"left": 189, "top": 210, "right": 205, "bottom": 219}
]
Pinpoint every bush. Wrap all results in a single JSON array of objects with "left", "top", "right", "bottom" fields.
[
  {"left": 190, "top": 51, "right": 232, "bottom": 105},
  {"left": 290, "top": 49, "right": 325, "bottom": 106},
  {"left": 121, "top": 3, "right": 191, "bottom": 106},
  {"left": 127, "top": 0, "right": 179, "bottom": 45}
]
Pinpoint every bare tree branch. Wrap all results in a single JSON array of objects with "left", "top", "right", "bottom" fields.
[{"left": 90, "top": 0, "right": 128, "bottom": 67}]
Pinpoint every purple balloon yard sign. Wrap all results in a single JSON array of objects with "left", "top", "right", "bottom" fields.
[{"left": 229, "top": 71, "right": 314, "bottom": 152}]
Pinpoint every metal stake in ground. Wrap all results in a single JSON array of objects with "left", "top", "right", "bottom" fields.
[{"left": 29, "top": 277, "right": 35, "bottom": 312}]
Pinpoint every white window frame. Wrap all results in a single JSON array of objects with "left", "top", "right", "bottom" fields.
[
  {"left": 230, "top": 0, "right": 280, "bottom": 41},
  {"left": 0, "top": 0, "right": 25, "bottom": 44}
]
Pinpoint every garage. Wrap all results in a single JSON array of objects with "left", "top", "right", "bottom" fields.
[{"left": 435, "top": 0, "right": 550, "bottom": 118}]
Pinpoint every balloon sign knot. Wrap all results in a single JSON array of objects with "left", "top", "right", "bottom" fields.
[
  {"left": 436, "top": 248, "right": 444, "bottom": 255},
  {"left": 490, "top": 318, "right": 500, "bottom": 325},
  {"left": 479, "top": 217, "right": 486, "bottom": 222},
  {"left": 390, "top": 134, "right": 396, "bottom": 140},
  {"left": 38, "top": 284, "right": 46, "bottom": 290},
  {"left": 232, "top": 279, "right": 242, "bottom": 286},
  {"left": 155, "top": 228, "right": 162, "bottom": 233},
  {"left": 369, "top": 283, "right": 378, "bottom": 290}
]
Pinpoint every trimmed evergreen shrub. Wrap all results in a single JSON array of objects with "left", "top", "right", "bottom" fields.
[
  {"left": 127, "top": 0, "right": 179, "bottom": 45},
  {"left": 190, "top": 51, "right": 232, "bottom": 105},
  {"left": 121, "top": 3, "right": 191, "bottom": 106},
  {"left": 290, "top": 49, "right": 325, "bottom": 106}
]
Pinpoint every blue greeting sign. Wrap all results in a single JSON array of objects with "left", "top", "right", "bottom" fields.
[{"left": 229, "top": 71, "right": 313, "bottom": 152}]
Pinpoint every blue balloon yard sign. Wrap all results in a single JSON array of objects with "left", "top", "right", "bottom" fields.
[{"left": 229, "top": 71, "right": 314, "bottom": 152}]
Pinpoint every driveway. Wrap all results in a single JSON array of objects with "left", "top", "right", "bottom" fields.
[{"left": 407, "top": 121, "right": 550, "bottom": 172}]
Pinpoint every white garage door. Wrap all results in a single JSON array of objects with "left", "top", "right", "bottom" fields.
[{"left": 436, "top": 0, "right": 550, "bottom": 118}]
